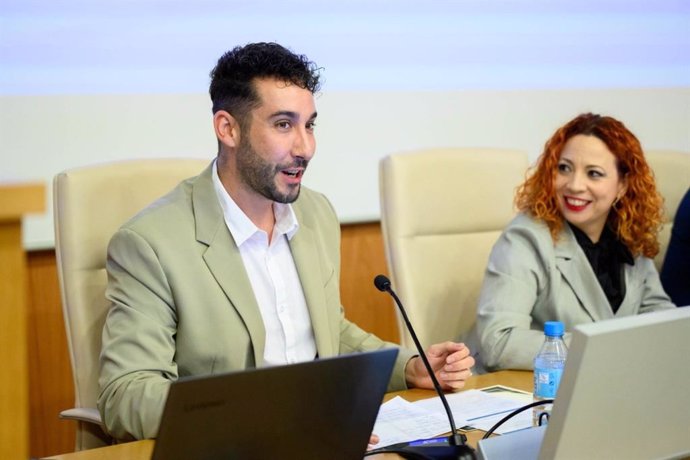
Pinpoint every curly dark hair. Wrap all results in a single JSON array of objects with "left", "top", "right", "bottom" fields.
[
  {"left": 516, "top": 113, "right": 664, "bottom": 258},
  {"left": 209, "top": 42, "right": 321, "bottom": 126}
]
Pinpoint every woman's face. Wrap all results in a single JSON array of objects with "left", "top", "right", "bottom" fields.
[{"left": 554, "top": 134, "right": 627, "bottom": 242}]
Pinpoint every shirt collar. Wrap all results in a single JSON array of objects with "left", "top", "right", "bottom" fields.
[
  {"left": 568, "top": 222, "right": 634, "bottom": 266},
  {"left": 212, "top": 159, "right": 299, "bottom": 246}
]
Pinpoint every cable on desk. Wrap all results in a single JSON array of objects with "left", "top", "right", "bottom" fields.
[{"left": 481, "top": 399, "right": 554, "bottom": 439}]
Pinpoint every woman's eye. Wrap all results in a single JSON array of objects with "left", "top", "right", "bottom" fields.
[
  {"left": 588, "top": 170, "right": 604, "bottom": 178},
  {"left": 557, "top": 163, "right": 570, "bottom": 172}
]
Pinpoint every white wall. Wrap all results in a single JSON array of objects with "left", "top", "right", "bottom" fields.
[{"left": 2, "top": 87, "right": 689, "bottom": 249}]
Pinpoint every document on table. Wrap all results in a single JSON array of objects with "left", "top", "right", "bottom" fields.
[
  {"left": 373, "top": 388, "right": 532, "bottom": 448},
  {"left": 468, "top": 385, "right": 534, "bottom": 435},
  {"left": 373, "top": 396, "right": 456, "bottom": 448},
  {"left": 413, "top": 388, "right": 525, "bottom": 424}
]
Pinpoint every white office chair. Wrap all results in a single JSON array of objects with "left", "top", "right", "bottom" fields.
[
  {"left": 379, "top": 148, "right": 529, "bottom": 350},
  {"left": 645, "top": 150, "right": 690, "bottom": 271},
  {"left": 53, "top": 158, "right": 208, "bottom": 450}
]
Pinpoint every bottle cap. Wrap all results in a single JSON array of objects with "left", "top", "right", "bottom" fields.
[{"left": 544, "top": 321, "right": 565, "bottom": 337}]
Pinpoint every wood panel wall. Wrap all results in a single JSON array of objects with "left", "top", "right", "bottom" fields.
[
  {"left": 26, "top": 250, "right": 75, "bottom": 458},
  {"left": 24, "top": 221, "right": 398, "bottom": 457}
]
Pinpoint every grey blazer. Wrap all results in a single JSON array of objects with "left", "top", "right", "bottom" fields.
[
  {"left": 476, "top": 213, "right": 675, "bottom": 371},
  {"left": 98, "top": 163, "right": 414, "bottom": 440}
]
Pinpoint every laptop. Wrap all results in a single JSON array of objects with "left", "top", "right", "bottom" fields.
[
  {"left": 477, "top": 307, "right": 690, "bottom": 460},
  {"left": 151, "top": 348, "right": 398, "bottom": 460}
]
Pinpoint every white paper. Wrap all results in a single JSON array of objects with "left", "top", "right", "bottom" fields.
[
  {"left": 413, "top": 389, "right": 525, "bottom": 426},
  {"left": 467, "top": 410, "right": 533, "bottom": 435},
  {"left": 372, "top": 396, "right": 456, "bottom": 448},
  {"left": 469, "top": 385, "right": 534, "bottom": 435},
  {"left": 372, "top": 387, "right": 534, "bottom": 449}
]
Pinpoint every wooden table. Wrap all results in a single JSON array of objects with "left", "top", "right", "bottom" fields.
[{"left": 44, "top": 370, "right": 532, "bottom": 459}]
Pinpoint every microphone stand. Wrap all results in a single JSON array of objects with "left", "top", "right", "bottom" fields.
[{"left": 374, "top": 275, "right": 476, "bottom": 460}]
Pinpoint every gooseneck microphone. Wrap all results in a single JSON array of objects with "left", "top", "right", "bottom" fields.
[{"left": 374, "top": 275, "right": 476, "bottom": 460}]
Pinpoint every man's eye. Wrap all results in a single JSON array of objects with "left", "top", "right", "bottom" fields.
[
  {"left": 306, "top": 121, "right": 316, "bottom": 130},
  {"left": 276, "top": 121, "right": 291, "bottom": 129}
]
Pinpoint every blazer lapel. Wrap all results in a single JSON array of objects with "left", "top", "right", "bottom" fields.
[
  {"left": 289, "top": 218, "right": 337, "bottom": 358},
  {"left": 554, "top": 226, "right": 614, "bottom": 321},
  {"left": 192, "top": 164, "right": 266, "bottom": 366}
]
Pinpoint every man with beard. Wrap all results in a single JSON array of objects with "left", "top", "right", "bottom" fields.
[{"left": 98, "top": 42, "right": 475, "bottom": 441}]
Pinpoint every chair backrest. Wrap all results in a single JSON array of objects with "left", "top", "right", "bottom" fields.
[
  {"left": 379, "top": 148, "right": 529, "bottom": 349},
  {"left": 53, "top": 158, "right": 208, "bottom": 450},
  {"left": 645, "top": 150, "right": 690, "bottom": 270}
]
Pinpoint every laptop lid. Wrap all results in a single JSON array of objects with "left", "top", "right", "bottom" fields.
[
  {"left": 539, "top": 307, "right": 690, "bottom": 459},
  {"left": 151, "top": 348, "right": 399, "bottom": 460},
  {"left": 478, "top": 308, "right": 690, "bottom": 460}
]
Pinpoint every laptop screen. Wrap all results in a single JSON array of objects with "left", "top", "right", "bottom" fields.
[
  {"left": 152, "top": 348, "right": 399, "bottom": 460},
  {"left": 478, "top": 308, "right": 690, "bottom": 460},
  {"left": 541, "top": 307, "right": 690, "bottom": 459}
]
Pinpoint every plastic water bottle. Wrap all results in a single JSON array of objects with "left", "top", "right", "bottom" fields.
[{"left": 533, "top": 321, "right": 567, "bottom": 426}]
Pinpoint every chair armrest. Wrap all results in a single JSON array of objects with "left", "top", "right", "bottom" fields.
[{"left": 59, "top": 407, "right": 104, "bottom": 428}]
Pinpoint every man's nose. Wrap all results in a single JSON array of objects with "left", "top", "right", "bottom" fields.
[{"left": 292, "top": 128, "right": 315, "bottom": 160}]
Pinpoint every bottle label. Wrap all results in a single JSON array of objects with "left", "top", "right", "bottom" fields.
[{"left": 534, "top": 367, "right": 563, "bottom": 398}]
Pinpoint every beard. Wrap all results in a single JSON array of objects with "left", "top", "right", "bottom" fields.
[{"left": 235, "top": 137, "right": 308, "bottom": 204}]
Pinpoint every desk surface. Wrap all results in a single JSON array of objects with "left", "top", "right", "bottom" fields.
[{"left": 44, "top": 370, "right": 532, "bottom": 460}]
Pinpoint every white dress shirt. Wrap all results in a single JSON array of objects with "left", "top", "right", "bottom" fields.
[{"left": 212, "top": 160, "right": 317, "bottom": 366}]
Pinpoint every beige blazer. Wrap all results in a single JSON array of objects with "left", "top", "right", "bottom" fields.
[
  {"left": 98, "top": 163, "right": 413, "bottom": 440},
  {"left": 476, "top": 213, "right": 675, "bottom": 372}
]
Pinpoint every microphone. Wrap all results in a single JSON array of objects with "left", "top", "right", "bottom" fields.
[{"left": 374, "top": 274, "right": 476, "bottom": 460}]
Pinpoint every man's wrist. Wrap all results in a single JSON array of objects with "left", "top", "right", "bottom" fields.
[{"left": 404, "top": 355, "right": 420, "bottom": 388}]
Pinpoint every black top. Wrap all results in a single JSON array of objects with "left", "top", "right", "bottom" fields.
[
  {"left": 569, "top": 223, "right": 634, "bottom": 313},
  {"left": 660, "top": 187, "right": 690, "bottom": 306}
]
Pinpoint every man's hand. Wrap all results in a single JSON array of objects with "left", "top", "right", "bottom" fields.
[{"left": 405, "top": 342, "right": 475, "bottom": 390}]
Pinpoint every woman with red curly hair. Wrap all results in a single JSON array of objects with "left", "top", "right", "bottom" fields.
[{"left": 475, "top": 113, "right": 676, "bottom": 372}]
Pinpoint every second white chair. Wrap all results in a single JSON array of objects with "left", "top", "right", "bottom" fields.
[
  {"left": 379, "top": 148, "right": 528, "bottom": 350},
  {"left": 644, "top": 150, "right": 690, "bottom": 271}
]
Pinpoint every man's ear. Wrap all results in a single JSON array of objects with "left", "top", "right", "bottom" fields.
[{"left": 213, "top": 110, "right": 241, "bottom": 148}]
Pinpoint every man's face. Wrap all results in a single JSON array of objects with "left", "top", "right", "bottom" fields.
[{"left": 235, "top": 78, "right": 317, "bottom": 204}]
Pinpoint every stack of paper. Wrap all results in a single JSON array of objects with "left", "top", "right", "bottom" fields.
[{"left": 373, "top": 386, "right": 533, "bottom": 448}]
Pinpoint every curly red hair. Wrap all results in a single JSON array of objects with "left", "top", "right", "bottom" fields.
[{"left": 515, "top": 113, "right": 664, "bottom": 258}]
